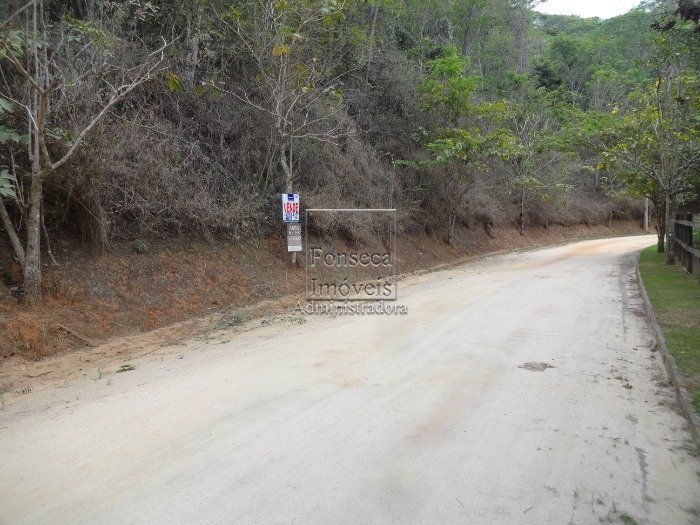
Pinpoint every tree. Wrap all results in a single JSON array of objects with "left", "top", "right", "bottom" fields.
[
  {"left": 406, "top": 48, "right": 514, "bottom": 243},
  {"left": 601, "top": 72, "right": 700, "bottom": 262},
  {"left": 215, "top": 0, "right": 353, "bottom": 195},
  {"left": 534, "top": 34, "right": 595, "bottom": 104},
  {"left": 610, "top": 9, "right": 699, "bottom": 263},
  {"left": 0, "top": 1, "right": 168, "bottom": 303},
  {"left": 503, "top": 81, "right": 574, "bottom": 235}
]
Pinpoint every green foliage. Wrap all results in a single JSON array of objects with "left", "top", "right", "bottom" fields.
[
  {"left": 164, "top": 71, "right": 183, "bottom": 92},
  {"left": 0, "top": 126, "right": 24, "bottom": 145},
  {"left": 425, "top": 127, "right": 516, "bottom": 168},
  {"left": 533, "top": 7, "right": 662, "bottom": 108},
  {"left": 0, "top": 30, "right": 24, "bottom": 60},
  {"left": 1, "top": 0, "right": 696, "bottom": 253},
  {"left": 599, "top": 71, "right": 700, "bottom": 202},
  {"left": 420, "top": 49, "right": 477, "bottom": 123},
  {"left": 133, "top": 239, "right": 149, "bottom": 253},
  {"left": 0, "top": 168, "right": 16, "bottom": 199},
  {"left": 534, "top": 34, "right": 595, "bottom": 101},
  {"left": 425, "top": 128, "right": 484, "bottom": 164},
  {"left": 45, "top": 126, "right": 76, "bottom": 142},
  {"left": 0, "top": 97, "right": 27, "bottom": 146},
  {"left": 416, "top": 47, "right": 515, "bottom": 170},
  {"left": 226, "top": 314, "right": 246, "bottom": 327},
  {"left": 62, "top": 16, "right": 110, "bottom": 43}
]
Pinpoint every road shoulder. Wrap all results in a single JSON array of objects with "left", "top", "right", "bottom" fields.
[{"left": 636, "top": 249, "right": 700, "bottom": 451}]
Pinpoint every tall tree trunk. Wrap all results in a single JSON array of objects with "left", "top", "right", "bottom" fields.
[
  {"left": 279, "top": 141, "right": 293, "bottom": 192},
  {"left": 41, "top": 203, "right": 57, "bottom": 266},
  {"left": 512, "top": 10, "right": 527, "bottom": 74},
  {"left": 85, "top": 0, "right": 96, "bottom": 20},
  {"left": 657, "top": 231, "right": 665, "bottom": 253},
  {"left": 184, "top": 2, "right": 203, "bottom": 89},
  {"left": 665, "top": 193, "right": 676, "bottom": 265},
  {"left": 79, "top": 179, "right": 109, "bottom": 252},
  {"left": 279, "top": 140, "right": 296, "bottom": 263},
  {"left": 364, "top": 1, "right": 379, "bottom": 83},
  {"left": 461, "top": 9, "right": 474, "bottom": 56},
  {"left": 519, "top": 184, "right": 525, "bottom": 236},
  {"left": 643, "top": 197, "right": 649, "bottom": 233},
  {"left": 0, "top": 198, "right": 25, "bottom": 266},
  {"left": 23, "top": 176, "right": 43, "bottom": 303},
  {"left": 447, "top": 212, "right": 457, "bottom": 246},
  {"left": 3, "top": 0, "right": 165, "bottom": 302},
  {"left": 656, "top": 201, "right": 665, "bottom": 253}
]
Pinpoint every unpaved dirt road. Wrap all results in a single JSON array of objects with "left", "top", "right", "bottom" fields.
[{"left": 1, "top": 235, "right": 699, "bottom": 524}]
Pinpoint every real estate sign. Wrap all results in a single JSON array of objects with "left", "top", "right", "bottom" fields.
[
  {"left": 287, "top": 223, "right": 302, "bottom": 252},
  {"left": 282, "top": 193, "right": 300, "bottom": 223}
]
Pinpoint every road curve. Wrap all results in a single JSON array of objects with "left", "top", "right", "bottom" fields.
[{"left": 1, "top": 235, "right": 699, "bottom": 524}]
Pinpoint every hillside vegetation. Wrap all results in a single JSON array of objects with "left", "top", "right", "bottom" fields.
[{"left": 0, "top": 0, "right": 698, "bottom": 303}]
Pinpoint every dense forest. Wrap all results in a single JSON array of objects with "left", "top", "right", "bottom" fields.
[{"left": 0, "top": 0, "right": 698, "bottom": 303}]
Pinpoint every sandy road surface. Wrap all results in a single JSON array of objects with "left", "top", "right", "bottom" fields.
[{"left": 1, "top": 235, "right": 699, "bottom": 524}]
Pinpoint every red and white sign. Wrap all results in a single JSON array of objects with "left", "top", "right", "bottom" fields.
[{"left": 282, "top": 193, "right": 300, "bottom": 223}]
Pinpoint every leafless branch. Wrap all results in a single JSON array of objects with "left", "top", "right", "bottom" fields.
[
  {"left": 51, "top": 37, "right": 170, "bottom": 174},
  {"left": 0, "top": 0, "right": 34, "bottom": 29}
]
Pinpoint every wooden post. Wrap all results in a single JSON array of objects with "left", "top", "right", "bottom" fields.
[{"left": 672, "top": 214, "right": 700, "bottom": 281}]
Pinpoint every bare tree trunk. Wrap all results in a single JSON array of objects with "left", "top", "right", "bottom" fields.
[
  {"left": 656, "top": 200, "right": 665, "bottom": 253},
  {"left": 87, "top": 196, "right": 109, "bottom": 252},
  {"left": 447, "top": 212, "right": 457, "bottom": 246},
  {"left": 0, "top": 198, "right": 25, "bottom": 266},
  {"left": 461, "top": 9, "right": 474, "bottom": 56},
  {"left": 364, "top": 1, "right": 379, "bottom": 83},
  {"left": 23, "top": 176, "right": 43, "bottom": 303},
  {"left": 2, "top": 4, "right": 167, "bottom": 303},
  {"left": 184, "top": 2, "right": 203, "bottom": 89},
  {"left": 72, "top": 0, "right": 96, "bottom": 20},
  {"left": 665, "top": 193, "right": 676, "bottom": 265},
  {"left": 418, "top": 20, "right": 427, "bottom": 72},
  {"left": 85, "top": 0, "right": 96, "bottom": 20},
  {"left": 519, "top": 184, "right": 525, "bottom": 236},
  {"left": 643, "top": 197, "right": 649, "bottom": 233},
  {"left": 41, "top": 203, "right": 57, "bottom": 266},
  {"left": 279, "top": 141, "right": 293, "bottom": 192},
  {"left": 279, "top": 140, "right": 297, "bottom": 263},
  {"left": 512, "top": 10, "right": 527, "bottom": 74}
]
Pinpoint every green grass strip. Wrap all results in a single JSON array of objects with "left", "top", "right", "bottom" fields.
[{"left": 639, "top": 246, "right": 700, "bottom": 412}]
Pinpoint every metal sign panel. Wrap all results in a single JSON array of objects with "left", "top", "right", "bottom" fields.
[
  {"left": 287, "top": 222, "right": 302, "bottom": 252},
  {"left": 282, "top": 193, "right": 300, "bottom": 223}
]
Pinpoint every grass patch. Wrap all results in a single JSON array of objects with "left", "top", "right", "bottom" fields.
[
  {"left": 639, "top": 246, "right": 700, "bottom": 412},
  {"left": 619, "top": 513, "right": 638, "bottom": 525},
  {"left": 226, "top": 314, "right": 246, "bottom": 327}
]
